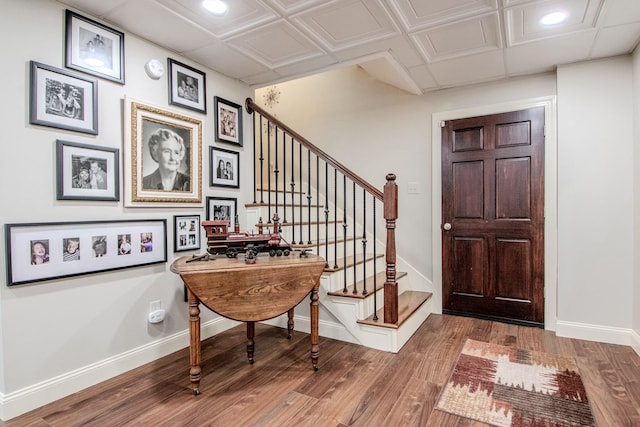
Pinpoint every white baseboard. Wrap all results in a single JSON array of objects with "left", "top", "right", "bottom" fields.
[
  {"left": 0, "top": 317, "right": 238, "bottom": 421},
  {"left": 261, "top": 314, "right": 359, "bottom": 345},
  {"left": 631, "top": 329, "right": 640, "bottom": 357},
  {"left": 555, "top": 320, "right": 636, "bottom": 347}
]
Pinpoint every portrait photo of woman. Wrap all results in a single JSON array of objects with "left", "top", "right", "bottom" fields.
[{"left": 141, "top": 123, "right": 191, "bottom": 192}]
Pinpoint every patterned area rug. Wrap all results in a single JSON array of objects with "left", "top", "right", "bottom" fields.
[{"left": 436, "top": 339, "right": 596, "bottom": 426}]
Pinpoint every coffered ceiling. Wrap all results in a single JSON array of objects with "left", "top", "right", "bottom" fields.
[{"left": 57, "top": 0, "right": 640, "bottom": 94}]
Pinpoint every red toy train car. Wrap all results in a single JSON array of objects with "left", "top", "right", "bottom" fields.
[{"left": 201, "top": 213, "right": 291, "bottom": 258}]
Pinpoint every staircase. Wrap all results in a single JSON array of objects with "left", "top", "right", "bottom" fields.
[{"left": 244, "top": 99, "right": 433, "bottom": 353}]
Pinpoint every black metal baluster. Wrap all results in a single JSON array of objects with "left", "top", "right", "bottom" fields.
[
  {"left": 316, "top": 156, "right": 320, "bottom": 255},
  {"left": 324, "top": 162, "right": 329, "bottom": 268},
  {"left": 307, "top": 149, "right": 312, "bottom": 244},
  {"left": 352, "top": 182, "right": 357, "bottom": 295},
  {"left": 274, "top": 126, "right": 279, "bottom": 219},
  {"left": 362, "top": 189, "right": 368, "bottom": 296},
  {"left": 298, "top": 141, "right": 303, "bottom": 244},
  {"left": 290, "top": 135, "right": 296, "bottom": 244},
  {"left": 333, "top": 169, "right": 338, "bottom": 269},
  {"left": 259, "top": 115, "right": 264, "bottom": 203},
  {"left": 253, "top": 112, "right": 257, "bottom": 203},
  {"left": 267, "top": 118, "right": 272, "bottom": 222},
  {"left": 342, "top": 175, "right": 347, "bottom": 293},
  {"left": 373, "top": 196, "right": 378, "bottom": 321},
  {"left": 282, "top": 131, "right": 287, "bottom": 224}
]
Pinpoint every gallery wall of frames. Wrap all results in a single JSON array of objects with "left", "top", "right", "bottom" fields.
[{"left": 7, "top": 8, "right": 248, "bottom": 286}]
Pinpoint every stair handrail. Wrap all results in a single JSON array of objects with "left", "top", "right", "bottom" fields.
[
  {"left": 245, "top": 97, "right": 399, "bottom": 325},
  {"left": 246, "top": 98, "right": 383, "bottom": 201}
]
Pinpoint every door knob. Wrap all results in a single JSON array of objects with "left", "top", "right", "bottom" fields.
[{"left": 443, "top": 222, "right": 452, "bottom": 231}]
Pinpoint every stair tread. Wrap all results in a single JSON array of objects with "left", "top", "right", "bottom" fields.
[
  {"left": 357, "top": 291, "right": 432, "bottom": 329},
  {"left": 323, "top": 252, "right": 384, "bottom": 272},
  {"left": 327, "top": 272, "right": 407, "bottom": 299}
]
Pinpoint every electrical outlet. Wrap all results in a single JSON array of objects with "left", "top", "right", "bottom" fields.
[{"left": 407, "top": 182, "right": 420, "bottom": 194}]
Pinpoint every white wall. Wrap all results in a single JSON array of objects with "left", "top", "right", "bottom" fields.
[
  {"left": 633, "top": 46, "right": 640, "bottom": 348},
  {"left": 0, "top": 0, "right": 252, "bottom": 419},
  {"left": 256, "top": 58, "right": 638, "bottom": 343},
  {"left": 557, "top": 58, "right": 634, "bottom": 330},
  {"left": 256, "top": 67, "right": 557, "bottom": 316}
]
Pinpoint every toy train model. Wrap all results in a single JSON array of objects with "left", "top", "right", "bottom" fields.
[{"left": 201, "top": 213, "right": 292, "bottom": 258}]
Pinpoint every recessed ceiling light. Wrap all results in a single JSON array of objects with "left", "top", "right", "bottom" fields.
[
  {"left": 540, "top": 11, "right": 568, "bottom": 26},
  {"left": 202, "top": 0, "right": 228, "bottom": 16}
]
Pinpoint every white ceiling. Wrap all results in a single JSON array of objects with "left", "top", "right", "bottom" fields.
[{"left": 57, "top": 0, "right": 640, "bottom": 94}]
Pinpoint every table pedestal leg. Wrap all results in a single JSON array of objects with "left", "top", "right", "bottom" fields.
[
  {"left": 310, "top": 286, "right": 319, "bottom": 371},
  {"left": 246, "top": 321, "right": 255, "bottom": 364},
  {"left": 188, "top": 289, "right": 201, "bottom": 395},
  {"left": 287, "top": 308, "right": 294, "bottom": 339}
]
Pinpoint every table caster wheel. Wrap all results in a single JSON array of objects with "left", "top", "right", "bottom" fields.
[{"left": 193, "top": 388, "right": 200, "bottom": 396}]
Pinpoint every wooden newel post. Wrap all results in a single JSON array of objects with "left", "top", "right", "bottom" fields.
[{"left": 383, "top": 173, "right": 398, "bottom": 324}]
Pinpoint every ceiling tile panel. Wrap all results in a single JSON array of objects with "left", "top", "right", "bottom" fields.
[
  {"left": 154, "top": 0, "right": 278, "bottom": 38},
  {"left": 104, "top": 0, "right": 216, "bottom": 52},
  {"left": 291, "top": 0, "right": 399, "bottom": 50},
  {"left": 226, "top": 20, "right": 326, "bottom": 67},
  {"left": 265, "top": 0, "right": 327, "bottom": 14},
  {"left": 388, "top": 0, "right": 497, "bottom": 30},
  {"left": 591, "top": 23, "right": 640, "bottom": 58},
  {"left": 58, "top": 0, "right": 640, "bottom": 92},
  {"left": 185, "top": 41, "right": 270, "bottom": 79},
  {"left": 504, "top": 30, "right": 596, "bottom": 75},
  {"left": 412, "top": 13, "right": 502, "bottom": 62},
  {"left": 505, "top": 0, "right": 604, "bottom": 46},
  {"left": 58, "top": 0, "right": 129, "bottom": 17},
  {"left": 428, "top": 49, "right": 506, "bottom": 87}
]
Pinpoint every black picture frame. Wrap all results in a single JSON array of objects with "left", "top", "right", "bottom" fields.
[
  {"left": 214, "top": 96, "right": 243, "bottom": 146},
  {"left": 5, "top": 220, "right": 167, "bottom": 286},
  {"left": 29, "top": 61, "right": 98, "bottom": 135},
  {"left": 210, "top": 146, "right": 239, "bottom": 188},
  {"left": 65, "top": 9, "right": 125, "bottom": 84},
  {"left": 174, "top": 215, "right": 201, "bottom": 252},
  {"left": 56, "top": 140, "right": 120, "bottom": 201},
  {"left": 206, "top": 197, "right": 237, "bottom": 226},
  {"left": 168, "top": 58, "right": 207, "bottom": 113}
]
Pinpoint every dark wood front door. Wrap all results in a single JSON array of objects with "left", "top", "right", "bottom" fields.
[{"left": 441, "top": 107, "right": 545, "bottom": 326}]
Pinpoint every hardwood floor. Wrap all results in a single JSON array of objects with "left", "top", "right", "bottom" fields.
[{"left": 3, "top": 314, "right": 640, "bottom": 426}]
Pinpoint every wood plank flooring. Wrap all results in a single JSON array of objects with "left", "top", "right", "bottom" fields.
[{"left": 2, "top": 314, "right": 640, "bottom": 426}]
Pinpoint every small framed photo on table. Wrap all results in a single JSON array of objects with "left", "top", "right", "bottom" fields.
[
  {"left": 214, "top": 96, "right": 243, "bottom": 146},
  {"left": 174, "top": 215, "right": 201, "bottom": 252},
  {"left": 168, "top": 58, "right": 206, "bottom": 113},
  {"left": 210, "top": 147, "right": 239, "bottom": 188},
  {"left": 29, "top": 61, "right": 98, "bottom": 135},
  {"left": 56, "top": 140, "right": 119, "bottom": 201},
  {"left": 65, "top": 9, "right": 125, "bottom": 84}
]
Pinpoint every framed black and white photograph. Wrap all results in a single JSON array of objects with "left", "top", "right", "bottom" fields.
[
  {"left": 124, "top": 97, "right": 203, "bottom": 207},
  {"left": 206, "top": 197, "right": 237, "bottom": 227},
  {"left": 210, "top": 147, "right": 239, "bottom": 188},
  {"left": 56, "top": 140, "right": 119, "bottom": 201},
  {"left": 65, "top": 9, "right": 125, "bottom": 84},
  {"left": 29, "top": 61, "right": 98, "bottom": 135},
  {"left": 214, "top": 96, "right": 243, "bottom": 146},
  {"left": 168, "top": 58, "right": 206, "bottom": 113},
  {"left": 174, "top": 215, "right": 200, "bottom": 252},
  {"left": 5, "top": 220, "right": 167, "bottom": 286}
]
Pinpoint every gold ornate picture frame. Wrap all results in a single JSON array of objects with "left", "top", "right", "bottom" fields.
[{"left": 124, "top": 97, "right": 202, "bottom": 207}]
